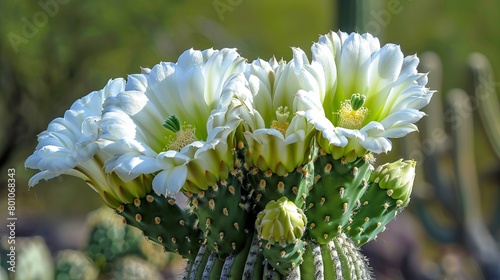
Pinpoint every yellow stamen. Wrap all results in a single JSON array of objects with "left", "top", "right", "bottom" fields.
[
  {"left": 163, "top": 115, "right": 198, "bottom": 152},
  {"left": 166, "top": 125, "right": 198, "bottom": 152},
  {"left": 271, "top": 106, "right": 290, "bottom": 136},
  {"left": 337, "top": 97, "right": 368, "bottom": 130}
]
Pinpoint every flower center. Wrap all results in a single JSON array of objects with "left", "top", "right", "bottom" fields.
[
  {"left": 337, "top": 94, "right": 368, "bottom": 130},
  {"left": 163, "top": 115, "right": 198, "bottom": 152},
  {"left": 271, "top": 106, "right": 290, "bottom": 136}
]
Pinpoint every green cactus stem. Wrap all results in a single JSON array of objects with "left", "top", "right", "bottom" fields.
[
  {"left": 184, "top": 235, "right": 254, "bottom": 280},
  {"left": 189, "top": 163, "right": 252, "bottom": 258},
  {"left": 116, "top": 193, "right": 201, "bottom": 260},
  {"left": 305, "top": 151, "right": 373, "bottom": 244},
  {"left": 182, "top": 232, "right": 372, "bottom": 279},
  {"left": 245, "top": 143, "right": 315, "bottom": 211},
  {"left": 298, "top": 235, "right": 372, "bottom": 279}
]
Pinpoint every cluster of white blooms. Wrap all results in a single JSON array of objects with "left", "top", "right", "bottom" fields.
[{"left": 26, "top": 31, "right": 433, "bottom": 205}]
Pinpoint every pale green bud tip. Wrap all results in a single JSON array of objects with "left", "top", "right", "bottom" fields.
[
  {"left": 350, "top": 93, "right": 366, "bottom": 111},
  {"left": 370, "top": 159, "right": 416, "bottom": 202},
  {"left": 255, "top": 196, "right": 307, "bottom": 245},
  {"left": 163, "top": 115, "right": 181, "bottom": 133}
]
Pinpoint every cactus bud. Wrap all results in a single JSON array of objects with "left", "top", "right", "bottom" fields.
[
  {"left": 255, "top": 197, "right": 307, "bottom": 275},
  {"left": 255, "top": 197, "right": 307, "bottom": 244},
  {"left": 370, "top": 159, "right": 416, "bottom": 204}
]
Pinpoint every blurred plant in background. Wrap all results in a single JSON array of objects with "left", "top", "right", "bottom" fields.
[
  {"left": 1, "top": 0, "right": 500, "bottom": 279},
  {"left": 0, "top": 207, "right": 181, "bottom": 280}
]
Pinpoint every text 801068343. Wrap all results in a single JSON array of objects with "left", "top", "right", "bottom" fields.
[{"left": 6, "top": 168, "right": 17, "bottom": 273}]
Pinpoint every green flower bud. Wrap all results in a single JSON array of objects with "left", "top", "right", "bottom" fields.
[
  {"left": 370, "top": 159, "right": 416, "bottom": 203},
  {"left": 255, "top": 197, "right": 307, "bottom": 246}
]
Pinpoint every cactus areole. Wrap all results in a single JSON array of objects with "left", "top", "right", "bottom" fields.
[{"left": 25, "top": 31, "right": 433, "bottom": 279}]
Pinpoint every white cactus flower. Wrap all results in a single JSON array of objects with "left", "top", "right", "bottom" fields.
[
  {"left": 98, "top": 48, "right": 246, "bottom": 196},
  {"left": 297, "top": 31, "right": 434, "bottom": 160},
  {"left": 25, "top": 79, "right": 150, "bottom": 208},
  {"left": 227, "top": 55, "right": 318, "bottom": 175}
]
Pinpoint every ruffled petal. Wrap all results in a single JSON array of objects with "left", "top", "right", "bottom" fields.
[{"left": 26, "top": 78, "right": 125, "bottom": 180}]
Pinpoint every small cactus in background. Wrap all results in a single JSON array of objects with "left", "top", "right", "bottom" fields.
[
  {"left": 108, "top": 256, "right": 164, "bottom": 280},
  {"left": 55, "top": 250, "right": 99, "bottom": 280},
  {"left": 0, "top": 236, "right": 54, "bottom": 280},
  {"left": 25, "top": 31, "right": 433, "bottom": 279},
  {"left": 80, "top": 207, "right": 182, "bottom": 279},
  {"left": 85, "top": 207, "right": 143, "bottom": 272},
  {"left": 84, "top": 206, "right": 181, "bottom": 274}
]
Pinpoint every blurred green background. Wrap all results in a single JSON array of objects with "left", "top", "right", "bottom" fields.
[{"left": 1, "top": 0, "right": 499, "bottom": 279}]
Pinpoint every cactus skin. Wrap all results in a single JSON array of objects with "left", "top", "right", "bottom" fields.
[
  {"left": 329, "top": 234, "right": 372, "bottom": 279},
  {"left": 347, "top": 182, "right": 403, "bottom": 246},
  {"left": 189, "top": 169, "right": 252, "bottom": 259},
  {"left": 245, "top": 143, "right": 316, "bottom": 211},
  {"left": 305, "top": 152, "right": 372, "bottom": 244},
  {"left": 117, "top": 193, "right": 201, "bottom": 260},
  {"left": 260, "top": 239, "right": 306, "bottom": 276},
  {"left": 247, "top": 161, "right": 313, "bottom": 211}
]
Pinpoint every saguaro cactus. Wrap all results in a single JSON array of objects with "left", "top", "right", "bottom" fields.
[{"left": 25, "top": 31, "right": 433, "bottom": 279}]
